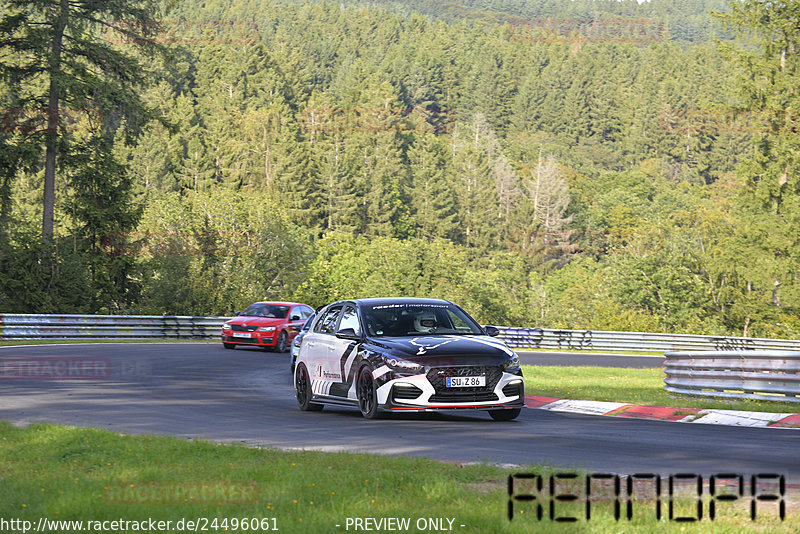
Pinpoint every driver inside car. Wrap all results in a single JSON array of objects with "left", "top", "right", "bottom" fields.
[{"left": 413, "top": 311, "right": 438, "bottom": 333}]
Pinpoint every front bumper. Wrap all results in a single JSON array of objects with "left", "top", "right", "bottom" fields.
[
  {"left": 376, "top": 366, "right": 525, "bottom": 411},
  {"left": 221, "top": 330, "right": 278, "bottom": 346}
]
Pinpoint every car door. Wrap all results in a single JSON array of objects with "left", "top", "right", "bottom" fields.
[
  {"left": 301, "top": 304, "right": 342, "bottom": 392},
  {"left": 327, "top": 304, "right": 362, "bottom": 399},
  {"left": 286, "top": 305, "right": 308, "bottom": 342}
]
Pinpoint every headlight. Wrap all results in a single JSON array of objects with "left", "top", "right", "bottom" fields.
[
  {"left": 222, "top": 323, "right": 233, "bottom": 330},
  {"left": 502, "top": 354, "right": 521, "bottom": 371},
  {"left": 258, "top": 326, "right": 276, "bottom": 332},
  {"left": 385, "top": 357, "right": 424, "bottom": 373},
  {"left": 292, "top": 336, "right": 302, "bottom": 347}
]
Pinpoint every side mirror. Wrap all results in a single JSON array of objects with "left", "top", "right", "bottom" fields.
[
  {"left": 291, "top": 315, "right": 301, "bottom": 321},
  {"left": 235, "top": 311, "right": 241, "bottom": 316},
  {"left": 335, "top": 328, "right": 360, "bottom": 341},
  {"left": 484, "top": 325, "right": 500, "bottom": 337}
]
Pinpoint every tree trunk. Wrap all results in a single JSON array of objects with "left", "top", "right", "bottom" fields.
[{"left": 42, "top": 0, "right": 70, "bottom": 242}]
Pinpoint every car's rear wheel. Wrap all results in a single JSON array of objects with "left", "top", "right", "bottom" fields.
[
  {"left": 357, "top": 365, "right": 380, "bottom": 419},
  {"left": 488, "top": 408, "right": 521, "bottom": 421},
  {"left": 295, "top": 363, "right": 322, "bottom": 411},
  {"left": 223, "top": 342, "right": 236, "bottom": 350},
  {"left": 273, "top": 331, "right": 289, "bottom": 353}
]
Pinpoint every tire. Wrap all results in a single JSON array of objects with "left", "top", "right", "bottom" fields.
[
  {"left": 295, "top": 363, "right": 322, "bottom": 412},
  {"left": 488, "top": 408, "right": 521, "bottom": 421},
  {"left": 223, "top": 342, "right": 236, "bottom": 350},
  {"left": 357, "top": 365, "right": 381, "bottom": 419},
  {"left": 273, "top": 331, "right": 289, "bottom": 353}
]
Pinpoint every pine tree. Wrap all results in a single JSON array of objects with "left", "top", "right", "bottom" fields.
[
  {"left": 409, "top": 132, "right": 459, "bottom": 240},
  {"left": 715, "top": 0, "right": 800, "bottom": 334},
  {"left": 450, "top": 114, "right": 500, "bottom": 248},
  {"left": 0, "top": 0, "right": 166, "bottom": 241}
]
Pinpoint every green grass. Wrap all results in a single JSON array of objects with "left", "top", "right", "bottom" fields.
[
  {"left": 523, "top": 365, "right": 800, "bottom": 413},
  {"left": 511, "top": 347, "right": 662, "bottom": 356},
  {"left": 0, "top": 422, "right": 795, "bottom": 533}
]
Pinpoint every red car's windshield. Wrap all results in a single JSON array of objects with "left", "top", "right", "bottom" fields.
[{"left": 240, "top": 304, "right": 290, "bottom": 318}]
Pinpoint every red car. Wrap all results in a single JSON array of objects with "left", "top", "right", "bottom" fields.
[{"left": 221, "top": 301, "right": 315, "bottom": 352}]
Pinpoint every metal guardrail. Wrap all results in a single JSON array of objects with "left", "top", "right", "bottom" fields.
[
  {"left": 664, "top": 350, "right": 800, "bottom": 403},
  {"left": 496, "top": 326, "right": 800, "bottom": 352},
  {"left": 2, "top": 314, "right": 800, "bottom": 352},
  {"left": 0, "top": 314, "right": 227, "bottom": 339}
]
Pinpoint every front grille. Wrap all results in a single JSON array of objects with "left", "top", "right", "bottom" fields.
[
  {"left": 231, "top": 324, "right": 258, "bottom": 332},
  {"left": 392, "top": 384, "right": 423, "bottom": 401},
  {"left": 427, "top": 366, "right": 501, "bottom": 403},
  {"left": 430, "top": 390, "right": 498, "bottom": 402}
]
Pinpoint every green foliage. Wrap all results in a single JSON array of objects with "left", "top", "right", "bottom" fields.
[
  {"left": 0, "top": 233, "right": 90, "bottom": 313},
  {"left": 0, "top": 0, "right": 165, "bottom": 311},
  {"left": 2, "top": 0, "right": 800, "bottom": 339},
  {"left": 135, "top": 189, "right": 312, "bottom": 315}
]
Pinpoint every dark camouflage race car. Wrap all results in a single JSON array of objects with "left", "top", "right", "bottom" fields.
[{"left": 293, "top": 297, "right": 524, "bottom": 420}]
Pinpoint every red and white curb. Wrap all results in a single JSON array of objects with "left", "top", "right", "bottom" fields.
[{"left": 525, "top": 395, "right": 800, "bottom": 428}]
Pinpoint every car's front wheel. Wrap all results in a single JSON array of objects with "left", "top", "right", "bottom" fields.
[
  {"left": 273, "top": 331, "right": 289, "bottom": 353},
  {"left": 488, "top": 408, "right": 521, "bottom": 421},
  {"left": 295, "top": 363, "right": 322, "bottom": 412},
  {"left": 357, "top": 365, "right": 380, "bottom": 419}
]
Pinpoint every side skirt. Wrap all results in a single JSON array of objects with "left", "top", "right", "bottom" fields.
[{"left": 313, "top": 395, "right": 359, "bottom": 408}]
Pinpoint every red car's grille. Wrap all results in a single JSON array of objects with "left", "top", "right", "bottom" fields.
[{"left": 231, "top": 324, "right": 258, "bottom": 332}]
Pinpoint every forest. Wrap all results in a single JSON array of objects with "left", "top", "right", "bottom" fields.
[{"left": 1, "top": 0, "right": 799, "bottom": 338}]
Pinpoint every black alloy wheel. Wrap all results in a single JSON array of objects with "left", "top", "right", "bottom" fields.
[
  {"left": 357, "top": 365, "right": 380, "bottom": 419},
  {"left": 295, "top": 363, "right": 323, "bottom": 411}
]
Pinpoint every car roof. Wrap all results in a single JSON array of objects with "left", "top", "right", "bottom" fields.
[
  {"left": 351, "top": 297, "right": 453, "bottom": 306},
  {"left": 253, "top": 301, "right": 308, "bottom": 307}
]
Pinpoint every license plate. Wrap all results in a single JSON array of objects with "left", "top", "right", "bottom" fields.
[
  {"left": 232, "top": 332, "right": 252, "bottom": 339},
  {"left": 446, "top": 376, "right": 485, "bottom": 388}
]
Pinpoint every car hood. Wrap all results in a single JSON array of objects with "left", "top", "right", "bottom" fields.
[
  {"left": 225, "top": 317, "right": 284, "bottom": 326},
  {"left": 367, "top": 335, "right": 515, "bottom": 366}
]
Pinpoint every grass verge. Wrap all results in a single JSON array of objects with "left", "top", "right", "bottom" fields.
[
  {"left": 0, "top": 422, "right": 796, "bottom": 533},
  {"left": 512, "top": 347, "right": 662, "bottom": 356},
  {"left": 523, "top": 365, "right": 800, "bottom": 413}
]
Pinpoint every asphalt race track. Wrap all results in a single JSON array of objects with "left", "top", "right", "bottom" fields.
[{"left": 1, "top": 343, "right": 798, "bottom": 482}]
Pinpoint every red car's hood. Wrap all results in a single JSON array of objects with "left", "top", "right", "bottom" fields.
[{"left": 226, "top": 317, "right": 284, "bottom": 327}]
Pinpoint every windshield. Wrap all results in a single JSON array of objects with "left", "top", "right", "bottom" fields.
[
  {"left": 240, "top": 303, "right": 290, "bottom": 319},
  {"left": 362, "top": 303, "right": 483, "bottom": 337}
]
